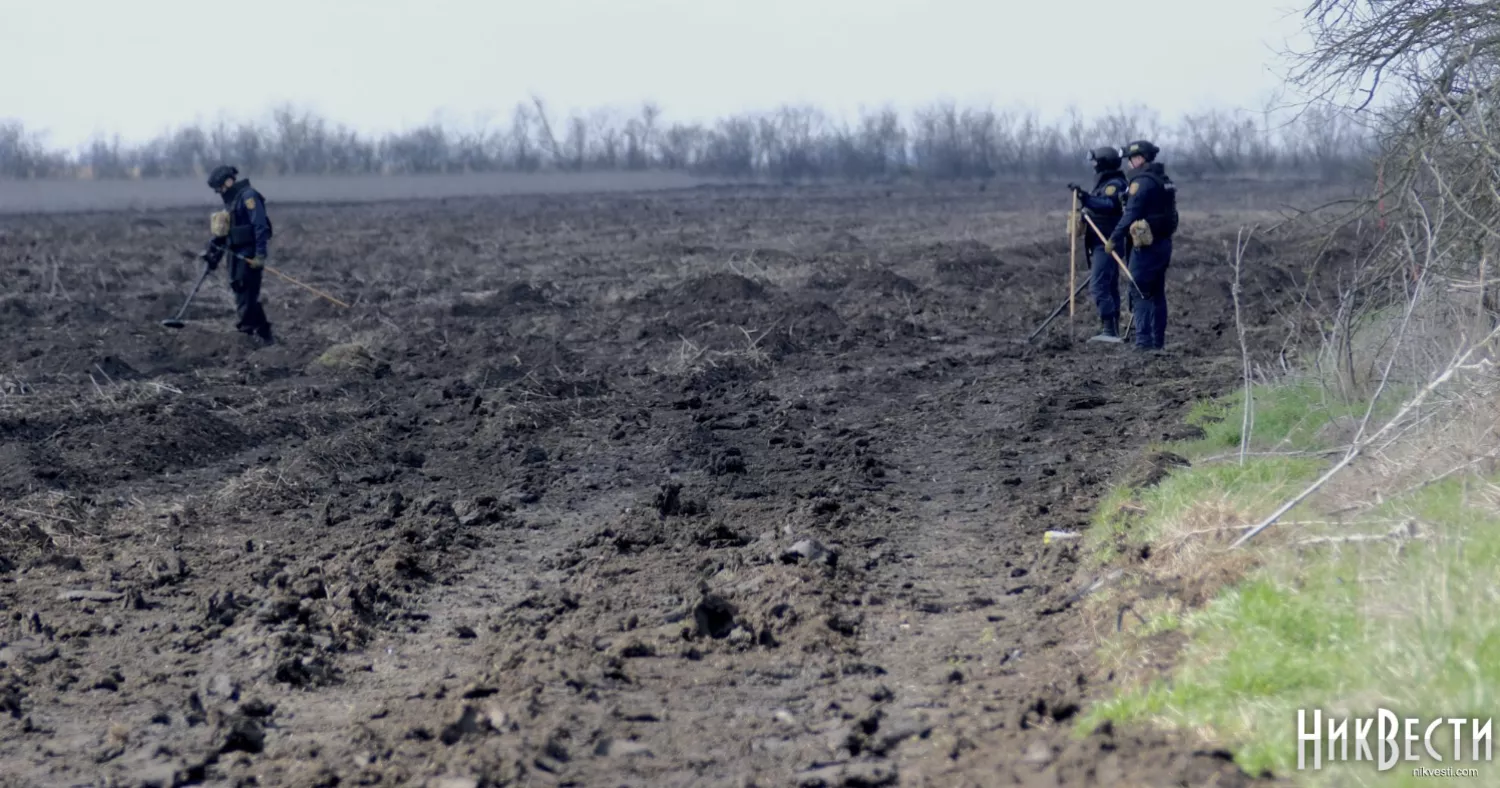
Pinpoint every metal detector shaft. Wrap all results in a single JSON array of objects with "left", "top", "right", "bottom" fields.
[
  {"left": 163, "top": 266, "right": 212, "bottom": 326},
  {"left": 1028, "top": 280, "right": 1091, "bottom": 342}
]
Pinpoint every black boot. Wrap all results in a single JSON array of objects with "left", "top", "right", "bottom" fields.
[{"left": 1088, "top": 315, "right": 1122, "bottom": 343}]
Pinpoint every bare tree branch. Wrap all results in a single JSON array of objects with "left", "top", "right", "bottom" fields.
[{"left": 0, "top": 97, "right": 1377, "bottom": 182}]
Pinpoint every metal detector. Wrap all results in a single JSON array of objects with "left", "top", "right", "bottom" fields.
[
  {"left": 1027, "top": 280, "right": 1090, "bottom": 343},
  {"left": 160, "top": 266, "right": 212, "bottom": 329}
]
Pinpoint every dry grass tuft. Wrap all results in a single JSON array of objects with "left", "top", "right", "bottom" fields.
[
  {"left": 210, "top": 465, "right": 320, "bottom": 514},
  {"left": 0, "top": 491, "right": 104, "bottom": 564},
  {"left": 308, "top": 342, "right": 389, "bottom": 376},
  {"left": 1147, "top": 499, "right": 1266, "bottom": 607}
]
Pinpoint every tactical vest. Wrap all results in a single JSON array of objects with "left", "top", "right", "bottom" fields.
[
  {"left": 1131, "top": 167, "right": 1179, "bottom": 239},
  {"left": 223, "top": 183, "right": 273, "bottom": 248}
]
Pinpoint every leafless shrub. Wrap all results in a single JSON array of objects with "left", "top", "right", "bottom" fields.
[
  {"left": 0, "top": 121, "right": 69, "bottom": 178},
  {"left": 2, "top": 97, "right": 1375, "bottom": 183},
  {"left": 1284, "top": 0, "right": 1500, "bottom": 373},
  {"left": 1225, "top": 0, "right": 1500, "bottom": 546}
]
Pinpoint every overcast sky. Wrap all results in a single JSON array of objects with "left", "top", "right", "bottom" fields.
[{"left": 3, "top": 0, "right": 1314, "bottom": 150}]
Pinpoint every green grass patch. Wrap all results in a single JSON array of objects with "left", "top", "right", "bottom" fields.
[
  {"left": 1088, "top": 455, "right": 1325, "bottom": 558},
  {"left": 1086, "top": 376, "right": 1410, "bottom": 564},
  {"left": 1179, "top": 378, "right": 1403, "bottom": 457},
  {"left": 1077, "top": 376, "right": 1500, "bottom": 786},
  {"left": 1084, "top": 378, "right": 1348, "bottom": 563}
]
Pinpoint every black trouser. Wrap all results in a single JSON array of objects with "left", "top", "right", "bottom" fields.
[
  {"left": 1087, "top": 239, "right": 1119, "bottom": 322},
  {"left": 228, "top": 254, "right": 271, "bottom": 338},
  {"left": 1127, "top": 237, "right": 1172, "bottom": 349}
]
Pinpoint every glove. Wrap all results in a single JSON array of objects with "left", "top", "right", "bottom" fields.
[
  {"left": 209, "top": 210, "right": 230, "bottom": 238},
  {"left": 1104, "top": 238, "right": 1116, "bottom": 255},
  {"left": 245, "top": 252, "right": 265, "bottom": 269}
]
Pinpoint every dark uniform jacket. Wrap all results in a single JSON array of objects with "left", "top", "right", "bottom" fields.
[
  {"left": 1077, "top": 169, "right": 1128, "bottom": 248},
  {"left": 206, "top": 179, "right": 272, "bottom": 268},
  {"left": 1109, "top": 162, "right": 1178, "bottom": 250}
]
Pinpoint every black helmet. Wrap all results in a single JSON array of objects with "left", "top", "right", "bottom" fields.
[
  {"left": 1089, "top": 146, "right": 1122, "bottom": 172},
  {"left": 207, "top": 165, "right": 238, "bottom": 189},
  {"left": 1122, "top": 140, "right": 1160, "bottom": 162}
]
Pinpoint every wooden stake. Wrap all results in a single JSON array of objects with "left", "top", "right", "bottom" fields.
[{"left": 1068, "top": 193, "right": 1079, "bottom": 320}]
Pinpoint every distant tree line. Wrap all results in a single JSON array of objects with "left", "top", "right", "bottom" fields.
[{"left": 0, "top": 97, "right": 1377, "bottom": 182}]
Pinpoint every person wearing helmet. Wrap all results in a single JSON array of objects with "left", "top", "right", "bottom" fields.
[
  {"left": 1105, "top": 140, "right": 1178, "bottom": 352},
  {"left": 201, "top": 165, "right": 275, "bottom": 345},
  {"left": 1068, "top": 147, "right": 1129, "bottom": 343}
]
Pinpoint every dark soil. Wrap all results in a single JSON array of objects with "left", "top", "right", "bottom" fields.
[{"left": 0, "top": 179, "right": 1340, "bottom": 786}]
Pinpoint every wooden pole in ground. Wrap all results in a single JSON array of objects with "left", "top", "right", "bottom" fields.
[{"left": 1068, "top": 193, "right": 1079, "bottom": 322}]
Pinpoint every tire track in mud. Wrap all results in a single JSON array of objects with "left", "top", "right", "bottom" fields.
[
  {"left": 0, "top": 182, "right": 1330, "bottom": 786},
  {"left": 252, "top": 345, "right": 1263, "bottom": 787}
]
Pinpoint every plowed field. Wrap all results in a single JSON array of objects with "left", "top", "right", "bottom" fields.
[{"left": 0, "top": 178, "right": 1344, "bottom": 787}]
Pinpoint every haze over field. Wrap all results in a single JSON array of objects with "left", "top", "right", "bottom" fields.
[{"left": 4, "top": 0, "right": 1315, "bottom": 149}]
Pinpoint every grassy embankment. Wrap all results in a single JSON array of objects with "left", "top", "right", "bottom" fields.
[{"left": 1076, "top": 370, "right": 1500, "bottom": 787}]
